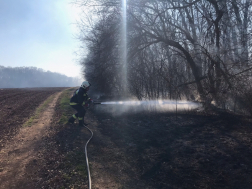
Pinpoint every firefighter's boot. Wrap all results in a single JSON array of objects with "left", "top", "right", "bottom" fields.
[
  {"left": 79, "top": 119, "right": 88, "bottom": 127},
  {"left": 68, "top": 116, "right": 75, "bottom": 124}
]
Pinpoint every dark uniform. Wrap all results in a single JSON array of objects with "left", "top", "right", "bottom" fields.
[{"left": 68, "top": 87, "right": 91, "bottom": 126}]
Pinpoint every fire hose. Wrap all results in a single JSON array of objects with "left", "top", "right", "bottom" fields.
[
  {"left": 84, "top": 124, "right": 93, "bottom": 189},
  {"left": 84, "top": 102, "right": 101, "bottom": 189}
]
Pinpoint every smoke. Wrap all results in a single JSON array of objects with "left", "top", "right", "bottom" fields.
[{"left": 94, "top": 100, "right": 201, "bottom": 116}]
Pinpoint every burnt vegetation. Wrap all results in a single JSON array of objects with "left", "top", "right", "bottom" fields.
[{"left": 78, "top": 0, "right": 252, "bottom": 116}]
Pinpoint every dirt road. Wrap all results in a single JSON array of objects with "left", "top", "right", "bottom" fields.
[{"left": 0, "top": 91, "right": 62, "bottom": 189}]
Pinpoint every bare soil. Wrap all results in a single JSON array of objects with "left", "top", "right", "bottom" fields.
[
  {"left": 0, "top": 88, "right": 66, "bottom": 189},
  {"left": 0, "top": 91, "right": 62, "bottom": 188},
  {"left": 1, "top": 88, "right": 252, "bottom": 189},
  {"left": 0, "top": 88, "right": 65, "bottom": 151}
]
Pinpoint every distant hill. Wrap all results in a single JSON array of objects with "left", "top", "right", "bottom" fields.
[{"left": 0, "top": 66, "right": 81, "bottom": 88}]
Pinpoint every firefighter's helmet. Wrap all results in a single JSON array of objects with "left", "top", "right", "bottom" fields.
[{"left": 81, "top": 81, "right": 91, "bottom": 89}]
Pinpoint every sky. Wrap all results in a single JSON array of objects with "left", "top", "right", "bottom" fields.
[{"left": 0, "top": 0, "right": 85, "bottom": 78}]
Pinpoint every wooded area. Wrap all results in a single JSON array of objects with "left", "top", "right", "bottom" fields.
[
  {"left": 78, "top": 0, "right": 252, "bottom": 115},
  {"left": 0, "top": 66, "right": 79, "bottom": 88}
]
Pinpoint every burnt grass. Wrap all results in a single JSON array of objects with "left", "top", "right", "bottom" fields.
[
  {"left": 91, "top": 109, "right": 252, "bottom": 189},
  {"left": 25, "top": 88, "right": 252, "bottom": 189}
]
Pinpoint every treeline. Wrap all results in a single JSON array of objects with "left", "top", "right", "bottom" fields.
[
  {"left": 79, "top": 0, "right": 252, "bottom": 114},
  {"left": 0, "top": 66, "right": 80, "bottom": 88}
]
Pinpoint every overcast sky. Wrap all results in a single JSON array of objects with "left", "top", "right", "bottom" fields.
[{"left": 0, "top": 0, "right": 85, "bottom": 78}]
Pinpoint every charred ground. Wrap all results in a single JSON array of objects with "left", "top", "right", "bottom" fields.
[{"left": 89, "top": 109, "right": 252, "bottom": 189}]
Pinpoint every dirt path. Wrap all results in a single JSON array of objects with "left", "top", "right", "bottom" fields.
[{"left": 0, "top": 91, "right": 62, "bottom": 189}]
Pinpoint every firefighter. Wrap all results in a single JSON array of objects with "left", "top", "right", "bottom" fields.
[{"left": 68, "top": 81, "right": 93, "bottom": 126}]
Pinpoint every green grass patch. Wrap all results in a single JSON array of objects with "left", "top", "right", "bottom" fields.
[
  {"left": 57, "top": 149, "right": 88, "bottom": 187},
  {"left": 76, "top": 164, "right": 87, "bottom": 176},
  {"left": 65, "top": 150, "right": 88, "bottom": 177},
  {"left": 58, "top": 88, "right": 77, "bottom": 124},
  {"left": 62, "top": 173, "right": 71, "bottom": 181},
  {"left": 23, "top": 94, "right": 56, "bottom": 127}
]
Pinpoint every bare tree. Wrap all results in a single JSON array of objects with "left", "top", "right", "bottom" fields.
[{"left": 78, "top": 0, "right": 252, "bottom": 114}]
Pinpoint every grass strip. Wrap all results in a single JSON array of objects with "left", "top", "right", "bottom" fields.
[
  {"left": 23, "top": 93, "right": 56, "bottom": 127},
  {"left": 58, "top": 88, "right": 76, "bottom": 124},
  {"left": 55, "top": 88, "right": 89, "bottom": 187}
]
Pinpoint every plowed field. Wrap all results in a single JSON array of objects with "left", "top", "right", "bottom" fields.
[{"left": 0, "top": 88, "right": 66, "bottom": 150}]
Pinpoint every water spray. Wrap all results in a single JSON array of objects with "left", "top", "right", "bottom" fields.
[
  {"left": 93, "top": 100, "right": 201, "bottom": 114},
  {"left": 94, "top": 100, "right": 199, "bottom": 106}
]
